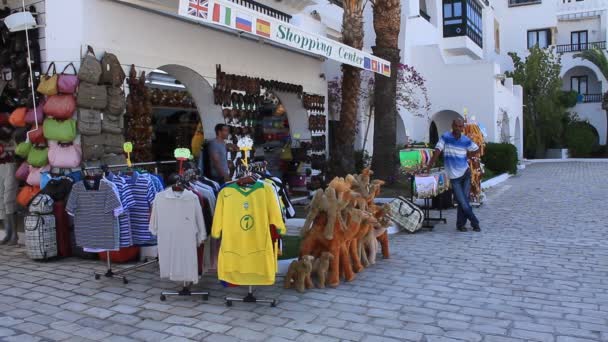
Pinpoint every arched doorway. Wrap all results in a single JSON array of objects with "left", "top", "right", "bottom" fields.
[
  {"left": 396, "top": 115, "right": 406, "bottom": 146},
  {"left": 500, "top": 110, "right": 510, "bottom": 143},
  {"left": 429, "top": 121, "right": 439, "bottom": 146},
  {"left": 430, "top": 110, "right": 463, "bottom": 140},
  {"left": 514, "top": 117, "right": 522, "bottom": 158}
]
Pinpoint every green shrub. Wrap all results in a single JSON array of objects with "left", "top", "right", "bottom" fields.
[
  {"left": 559, "top": 90, "right": 579, "bottom": 108},
  {"left": 565, "top": 122, "right": 598, "bottom": 157},
  {"left": 482, "top": 143, "right": 518, "bottom": 174}
]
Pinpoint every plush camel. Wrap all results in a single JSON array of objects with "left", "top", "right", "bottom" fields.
[
  {"left": 312, "top": 252, "right": 334, "bottom": 288},
  {"left": 284, "top": 255, "right": 314, "bottom": 293}
]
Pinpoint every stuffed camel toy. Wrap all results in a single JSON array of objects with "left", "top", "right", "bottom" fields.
[
  {"left": 284, "top": 255, "right": 314, "bottom": 293},
  {"left": 312, "top": 252, "right": 334, "bottom": 288}
]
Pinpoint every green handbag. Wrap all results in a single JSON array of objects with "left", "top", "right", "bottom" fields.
[
  {"left": 15, "top": 141, "right": 32, "bottom": 158},
  {"left": 27, "top": 146, "right": 49, "bottom": 167},
  {"left": 43, "top": 118, "right": 77, "bottom": 142}
]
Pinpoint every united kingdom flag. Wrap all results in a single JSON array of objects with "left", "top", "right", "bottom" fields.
[{"left": 188, "top": 0, "right": 209, "bottom": 19}]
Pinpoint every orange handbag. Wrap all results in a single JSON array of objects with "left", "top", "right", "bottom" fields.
[
  {"left": 17, "top": 185, "right": 41, "bottom": 207},
  {"left": 8, "top": 107, "right": 27, "bottom": 127}
]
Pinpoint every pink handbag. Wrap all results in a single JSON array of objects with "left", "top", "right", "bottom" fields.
[
  {"left": 57, "top": 63, "right": 79, "bottom": 94},
  {"left": 48, "top": 141, "right": 82, "bottom": 168},
  {"left": 26, "top": 165, "right": 51, "bottom": 186},
  {"left": 25, "top": 98, "right": 46, "bottom": 125},
  {"left": 43, "top": 94, "right": 76, "bottom": 120},
  {"left": 15, "top": 162, "right": 30, "bottom": 181}
]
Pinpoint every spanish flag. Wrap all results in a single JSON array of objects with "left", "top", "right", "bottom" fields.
[{"left": 256, "top": 18, "right": 271, "bottom": 38}]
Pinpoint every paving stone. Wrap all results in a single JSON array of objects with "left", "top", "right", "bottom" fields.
[
  {"left": 164, "top": 325, "right": 203, "bottom": 338},
  {"left": 0, "top": 327, "right": 16, "bottom": 337},
  {"left": 3, "top": 334, "right": 41, "bottom": 342},
  {"left": 225, "top": 327, "right": 270, "bottom": 341},
  {"left": 110, "top": 305, "right": 140, "bottom": 314},
  {"left": 36, "top": 329, "right": 71, "bottom": 341},
  {"left": 131, "top": 329, "right": 168, "bottom": 342},
  {"left": 83, "top": 307, "right": 114, "bottom": 319},
  {"left": 201, "top": 334, "right": 240, "bottom": 342},
  {"left": 323, "top": 327, "right": 364, "bottom": 341},
  {"left": 510, "top": 329, "right": 555, "bottom": 342}
]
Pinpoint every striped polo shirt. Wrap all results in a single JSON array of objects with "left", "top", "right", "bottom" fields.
[{"left": 435, "top": 132, "right": 479, "bottom": 179}]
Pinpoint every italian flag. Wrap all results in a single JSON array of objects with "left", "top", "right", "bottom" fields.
[{"left": 212, "top": 3, "right": 232, "bottom": 25}]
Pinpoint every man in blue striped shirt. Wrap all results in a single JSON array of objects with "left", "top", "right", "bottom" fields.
[{"left": 426, "top": 119, "right": 481, "bottom": 232}]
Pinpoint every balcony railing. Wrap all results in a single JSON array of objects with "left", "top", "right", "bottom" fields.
[
  {"left": 558, "top": 0, "right": 608, "bottom": 15},
  {"left": 227, "top": 0, "right": 292, "bottom": 22},
  {"left": 509, "top": 0, "right": 542, "bottom": 7},
  {"left": 556, "top": 41, "right": 606, "bottom": 53},
  {"left": 581, "top": 93, "right": 603, "bottom": 103}
]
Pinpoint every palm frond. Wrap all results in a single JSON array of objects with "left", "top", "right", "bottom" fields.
[{"left": 574, "top": 48, "right": 608, "bottom": 80}]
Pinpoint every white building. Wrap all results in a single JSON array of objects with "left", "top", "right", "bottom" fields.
[{"left": 495, "top": 0, "right": 608, "bottom": 145}]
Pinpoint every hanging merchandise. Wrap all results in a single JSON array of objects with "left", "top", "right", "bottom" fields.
[
  {"left": 211, "top": 180, "right": 286, "bottom": 286},
  {"left": 8, "top": 107, "right": 27, "bottom": 127},
  {"left": 57, "top": 63, "right": 79, "bottom": 94},
  {"left": 76, "top": 82, "right": 108, "bottom": 110},
  {"left": 78, "top": 46, "right": 102, "bottom": 84},
  {"left": 48, "top": 141, "right": 82, "bottom": 169},
  {"left": 66, "top": 177, "right": 122, "bottom": 250},
  {"left": 106, "top": 87, "right": 126, "bottom": 115},
  {"left": 101, "top": 113, "right": 123, "bottom": 134},
  {"left": 26, "top": 164, "right": 50, "bottom": 186},
  {"left": 15, "top": 161, "right": 30, "bottom": 181},
  {"left": 37, "top": 62, "right": 58, "bottom": 96},
  {"left": 26, "top": 145, "right": 48, "bottom": 167},
  {"left": 40, "top": 176, "right": 74, "bottom": 202},
  {"left": 81, "top": 135, "right": 105, "bottom": 161},
  {"left": 77, "top": 108, "right": 102, "bottom": 136},
  {"left": 24, "top": 99, "right": 45, "bottom": 125},
  {"left": 120, "top": 171, "right": 157, "bottom": 245},
  {"left": 43, "top": 118, "right": 77, "bottom": 142},
  {"left": 100, "top": 52, "right": 126, "bottom": 86},
  {"left": 15, "top": 141, "right": 31, "bottom": 158},
  {"left": 149, "top": 187, "right": 207, "bottom": 284},
  {"left": 24, "top": 194, "right": 57, "bottom": 260},
  {"left": 126, "top": 65, "right": 153, "bottom": 162},
  {"left": 43, "top": 94, "right": 76, "bottom": 119},
  {"left": 104, "top": 133, "right": 125, "bottom": 154},
  {"left": 17, "top": 185, "right": 40, "bottom": 207}
]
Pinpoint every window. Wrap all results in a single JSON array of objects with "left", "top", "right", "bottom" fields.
[
  {"left": 527, "top": 29, "right": 551, "bottom": 48},
  {"left": 494, "top": 19, "right": 500, "bottom": 53},
  {"left": 571, "top": 76, "right": 588, "bottom": 94},
  {"left": 571, "top": 30, "right": 588, "bottom": 51},
  {"left": 509, "top": 0, "right": 542, "bottom": 6},
  {"left": 443, "top": 0, "right": 463, "bottom": 26},
  {"left": 420, "top": 0, "right": 431, "bottom": 21}
]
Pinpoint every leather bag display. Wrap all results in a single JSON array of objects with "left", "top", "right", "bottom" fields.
[
  {"left": 42, "top": 118, "right": 77, "bottom": 142},
  {"left": 9, "top": 107, "right": 27, "bottom": 127},
  {"left": 17, "top": 185, "right": 41, "bottom": 208},
  {"left": 48, "top": 141, "right": 82, "bottom": 169},
  {"left": 37, "top": 62, "right": 58, "bottom": 96},
  {"left": 15, "top": 141, "right": 32, "bottom": 158},
  {"left": 386, "top": 196, "right": 424, "bottom": 233},
  {"left": 27, "top": 127, "right": 45, "bottom": 145},
  {"left": 57, "top": 63, "right": 79, "bottom": 94},
  {"left": 43, "top": 94, "right": 76, "bottom": 120},
  {"left": 25, "top": 99, "right": 45, "bottom": 125},
  {"left": 103, "top": 133, "right": 125, "bottom": 154},
  {"left": 27, "top": 165, "right": 51, "bottom": 186},
  {"left": 77, "top": 108, "right": 102, "bottom": 136},
  {"left": 106, "top": 86, "right": 126, "bottom": 115},
  {"left": 101, "top": 114, "right": 123, "bottom": 134},
  {"left": 81, "top": 135, "right": 105, "bottom": 161},
  {"left": 77, "top": 82, "right": 107, "bottom": 109},
  {"left": 78, "top": 45, "right": 102, "bottom": 84},
  {"left": 100, "top": 53, "right": 126, "bottom": 86},
  {"left": 27, "top": 146, "right": 49, "bottom": 167},
  {"left": 15, "top": 161, "right": 30, "bottom": 181}
]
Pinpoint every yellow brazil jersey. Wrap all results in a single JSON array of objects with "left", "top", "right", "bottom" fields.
[{"left": 211, "top": 181, "right": 286, "bottom": 285}]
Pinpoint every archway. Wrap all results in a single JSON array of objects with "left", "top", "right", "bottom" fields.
[
  {"left": 500, "top": 110, "right": 510, "bottom": 143},
  {"left": 514, "top": 117, "right": 522, "bottom": 158},
  {"left": 561, "top": 65, "right": 603, "bottom": 97},
  {"left": 431, "top": 110, "right": 463, "bottom": 138},
  {"left": 429, "top": 121, "right": 439, "bottom": 146},
  {"left": 396, "top": 114, "right": 406, "bottom": 146}
]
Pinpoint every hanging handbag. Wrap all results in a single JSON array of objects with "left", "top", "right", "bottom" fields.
[
  {"left": 57, "top": 63, "right": 79, "bottom": 94},
  {"left": 101, "top": 113, "right": 123, "bottom": 134},
  {"left": 15, "top": 141, "right": 31, "bottom": 158},
  {"left": 17, "top": 185, "right": 41, "bottom": 207},
  {"left": 8, "top": 107, "right": 27, "bottom": 127},
  {"left": 77, "top": 108, "right": 102, "bottom": 136},
  {"left": 29, "top": 193, "right": 55, "bottom": 214},
  {"left": 27, "top": 164, "right": 51, "bottom": 186},
  {"left": 24, "top": 213, "right": 57, "bottom": 260},
  {"left": 43, "top": 94, "right": 76, "bottom": 120},
  {"left": 15, "top": 161, "right": 30, "bottom": 181},
  {"left": 41, "top": 177, "right": 73, "bottom": 202},
  {"left": 101, "top": 154, "right": 126, "bottom": 166},
  {"left": 48, "top": 141, "right": 82, "bottom": 169},
  {"left": 78, "top": 45, "right": 102, "bottom": 84},
  {"left": 100, "top": 52, "right": 126, "bottom": 86},
  {"left": 81, "top": 134, "right": 105, "bottom": 161},
  {"left": 25, "top": 99, "right": 46, "bottom": 125},
  {"left": 42, "top": 118, "right": 77, "bottom": 142},
  {"left": 27, "top": 126, "right": 45, "bottom": 145},
  {"left": 386, "top": 196, "right": 424, "bottom": 233},
  {"left": 77, "top": 82, "right": 107, "bottom": 109},
  {"left": 27, "top": 146, "right": 49, "bottom": 167},
  {"left": 37, "top": 62, "right": 58, "bottom": 96},
  {"left": 103, "top": 133, "right": 125, "bottom": 154},
  {"left": 106, "top": 86, "right": 126, "bottom": 115},
  {"left": 280, "top": 142, "right": 293, "bottom": 161}
]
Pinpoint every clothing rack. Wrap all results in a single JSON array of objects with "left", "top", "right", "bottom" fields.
[
  {"left": 87, "top": 160, "right": 177, "bottom": 284},
  {"left": 160, "top": 281, "right": 209, "bottom": 302},
  {"left": 408, "top": 170, "right": 448, "bottom": 230}
]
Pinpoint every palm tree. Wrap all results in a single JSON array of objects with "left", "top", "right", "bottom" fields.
[
  {"left": 370, "top": 0, "right": 401, "bottom": 181},
  {"left": 333, "top": 0, "right": 365, "bottom": 176},
  {"left": 574, "top": 47, "right": 608, "bottom": 144}
]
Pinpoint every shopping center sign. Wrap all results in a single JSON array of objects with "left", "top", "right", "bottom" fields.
[{"left": 178, "top": 0, "right": 391, "bottom": 77}]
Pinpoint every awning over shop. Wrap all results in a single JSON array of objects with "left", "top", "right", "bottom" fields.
[{"left": 178, "top": 0, "right": 391, "bottom": 77}]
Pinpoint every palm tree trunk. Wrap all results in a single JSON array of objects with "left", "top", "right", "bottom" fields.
[
  {"left": 332, "top": 0, "right": 365, "bottom": 177},
  {"left": 370, "top": 0, "right": 401, "bottom": 181}
]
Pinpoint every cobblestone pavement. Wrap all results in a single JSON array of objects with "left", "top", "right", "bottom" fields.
[{"left": 0, "top": 162, "right": 607, "bottom": 342}]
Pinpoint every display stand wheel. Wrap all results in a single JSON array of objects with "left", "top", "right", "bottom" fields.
[
  {"left": 94, "top": 274, "right": 100, "bottom": 280},
  {"left": 226, "top": 300, "right": 233, "bottom": 307},
  {"left": 123, "top": 278, "right": 129, "bottom": 285},
  {"left": 160, "top": 294, "right": 166, "bottom": 301},
  {"left": 271, "top": 300, "right": 277, "bottom": 307},
  {"left": 202, "top": 294, "right": 209, "bottom": 301}
]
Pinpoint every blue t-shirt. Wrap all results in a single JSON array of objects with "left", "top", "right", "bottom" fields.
[{"left": 435, "top": 132, "right": 479, "bottom": 179}]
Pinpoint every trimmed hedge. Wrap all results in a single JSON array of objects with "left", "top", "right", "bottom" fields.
[
  {"left": 565, "top": 122, "right": 598, "bottom": 157},
  {"left": 482, "top": 143, "right": 518, "bottom": 175}
]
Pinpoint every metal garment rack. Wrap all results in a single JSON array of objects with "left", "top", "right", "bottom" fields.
[
  {"left": 161, "top": 281, "right": 209, "bottom": 302},
  {"left": 226, "top": 286, "right": 277, "bottom": 307},
  {"left": 84, "top": 160, "right": 177, "bottom": 284}
]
